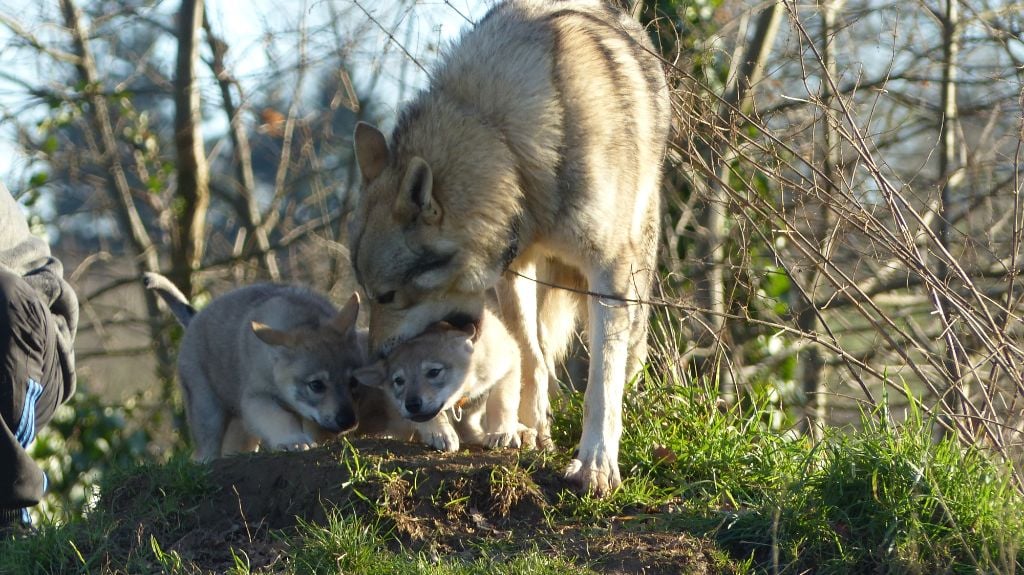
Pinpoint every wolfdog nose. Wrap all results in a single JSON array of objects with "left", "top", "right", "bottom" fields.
[{"left": 405, "top": 397, "right": 423, "bottom": 414}]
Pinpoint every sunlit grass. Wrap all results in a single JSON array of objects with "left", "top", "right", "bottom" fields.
[{"left": 2, "top": 371, "right": 1021, "bottom": 574}]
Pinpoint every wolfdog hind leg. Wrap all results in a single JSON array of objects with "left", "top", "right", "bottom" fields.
[
  {"left": 625, "top": 255, "right": 657, "bottom": 382},
  {"left": 497, "top": 261, "right": 552, "bottom": 450}
]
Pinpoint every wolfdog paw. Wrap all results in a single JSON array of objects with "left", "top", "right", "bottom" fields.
[{"left": 564, "top": 453, "right": 621, "bottom": 498}]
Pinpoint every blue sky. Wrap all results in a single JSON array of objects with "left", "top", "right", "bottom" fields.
[{"left": 0, "top": 0, "right": 490, "bottom": 189}]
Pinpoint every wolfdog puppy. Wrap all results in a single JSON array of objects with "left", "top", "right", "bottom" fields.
[
  {"left": 348, "top": 0, "right": 670, "bottom": 493},
  {"left": 144, "top": 273, "right": 367, "bottom": 461},
  {"left": 352, "top": 308, "right": 521, "bottom": 452}
]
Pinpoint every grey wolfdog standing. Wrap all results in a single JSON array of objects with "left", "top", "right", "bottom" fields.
[{"left": 348, "top": 0, "right": 670, "bottom": 494}]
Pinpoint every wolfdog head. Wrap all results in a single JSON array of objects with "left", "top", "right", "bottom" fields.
[
  {"left": 352, "top": 323, "right": 477, "bottom": 423},
  {"left": 251, "top": 293, "right": 366, "bottom": 434},
  {"left": 349, "top": 121, "right": 516, "bottom": 355}
]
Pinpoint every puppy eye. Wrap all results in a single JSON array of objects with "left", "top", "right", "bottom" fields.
[
  {"left": 376, "top": 291, "right": 396, "bottom": 305},
  {"left": 392, "top": 376, "right": 405, "bottom": 387},
  {"left": 307, "top": 379, "right": 327, "bottom": 393},
  {"left": 426, "top": 367, "right": 443, "bottom": 378}
]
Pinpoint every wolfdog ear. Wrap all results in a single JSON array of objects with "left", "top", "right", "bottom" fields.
[
  {"left": 393, "top": 156, "right": 441, "bottom": 225},
  {"left": 352, "top": 363, "right": 386, "bottom": 389},
  {"left": 330, "top": 292, "right": 360, "bottom": 335},
  {"left": 251, "top": 321, "right": 295, "bottom": 347},
  {"left": 354, "top": 122, "right": 388, "bottom": 182}
]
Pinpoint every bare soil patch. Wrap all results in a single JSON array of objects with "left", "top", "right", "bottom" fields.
[{"left": 96, "top": 438, "right": 734, "bottom": 573}]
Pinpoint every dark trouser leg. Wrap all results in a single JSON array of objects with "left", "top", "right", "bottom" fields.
[{"left": 0, "top": 271, "right": 63, "bottom": 521}]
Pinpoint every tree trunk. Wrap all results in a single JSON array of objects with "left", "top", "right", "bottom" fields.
[
  {"left": 794, "top": 0, "right": 845, "bottom": 440},
  {"left": 936, "top": 0, "right": 967, "bottom": 433},
  {"left": 172, "top": 0, "right": 210, "bottom": 295}
]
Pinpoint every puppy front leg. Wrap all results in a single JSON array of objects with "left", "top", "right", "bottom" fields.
[
  {"left": 240, "top": 393, "right": 315, "bottom": 452},
  {"left": 415, "top": 411, "right": 460, "bottom": 452},
  {"left": 484, "top": 372, "right": 523, "bottom": 449}
]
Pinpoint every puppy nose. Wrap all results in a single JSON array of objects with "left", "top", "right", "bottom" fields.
[
  {"left": 405, "top": 397, "right": 422, "bottom": 414},
  {"left": 336, "top": 408, "right": 357, "bottom": 432}
]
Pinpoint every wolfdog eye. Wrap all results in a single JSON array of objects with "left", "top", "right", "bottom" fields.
[
  {"left": 375, "top": 290, "right": 396, "bottom": 305},
  {"left": 392, "top": 375, "right": 405, "bottom": 387},
  {"left": 307, "top": 379, "right": 327, "bottom": 393},
  {"left": 426, "top": 367, "right": 443, "bottom": 378}
]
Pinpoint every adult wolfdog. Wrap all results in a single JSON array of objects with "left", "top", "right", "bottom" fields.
[{"left": 349, "top": 0, "right": 670, "bottom": 494}]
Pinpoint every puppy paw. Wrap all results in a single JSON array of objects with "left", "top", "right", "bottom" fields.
[
  {"left": 518, "top": 426, "right": 555, "bottom": 451},
  {"left": 424, "top": 427, "right": 460, "bottom": 452},
  {"left": 485, "top": 429, "right": 521, "bottom": 449},
  {"left": 282, "top": 441, "right": 317, "bottom": 452},
  {"left": 268, "top": 434, "right": 316, "bottom": 452}
]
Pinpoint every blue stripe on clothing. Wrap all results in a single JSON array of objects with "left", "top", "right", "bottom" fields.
[
  {"left": 13, "top": 379, "right": 46, "bottom": 527},
  {"left": 14, "top": 378, "right": 42, "bottom": 447}
]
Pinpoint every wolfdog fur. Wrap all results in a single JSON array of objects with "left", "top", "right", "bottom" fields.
[{"left": 348, "top": 0, "right": 670, "bottom": 494}]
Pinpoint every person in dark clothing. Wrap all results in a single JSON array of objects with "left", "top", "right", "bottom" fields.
[{"left": 0, "top": 184, "right": 78, "bottom": 531}]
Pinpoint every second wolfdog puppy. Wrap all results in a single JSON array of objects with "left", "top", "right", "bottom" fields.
[
  {"left": 144, "top": 273, "right": 367, "bottom": 461},
  {"left": 352, "top": 308, "right": 521, "bottom": 452}
]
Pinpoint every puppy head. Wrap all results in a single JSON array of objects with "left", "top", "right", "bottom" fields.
[
  {"left": 251, "top": 293, "right": 366, "bottom": 434},
  {"left": 352, "top": 322, "right": 476, "bottom": 423}
]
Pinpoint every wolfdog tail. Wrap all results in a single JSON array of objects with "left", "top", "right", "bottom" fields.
[{"left": 143, "top": 272, "right": 197, "bottom": 327}]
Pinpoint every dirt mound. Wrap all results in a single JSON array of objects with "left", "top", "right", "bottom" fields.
[{"left": 97, "top": 438, "right": 728, "bottom": 573}]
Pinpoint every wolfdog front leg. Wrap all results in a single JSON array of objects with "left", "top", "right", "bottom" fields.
[{"left": 564, "top": 268, "right": 635, "bottom": 495}]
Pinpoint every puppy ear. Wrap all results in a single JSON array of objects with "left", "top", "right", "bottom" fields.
[
  {"left": 251, "top": 321, "right": 294, "bottom": 347},
  {"left": 393, "top": 156, "right": 441, "bottom": 225},
  {"left": 354, "top": 122, "right": 388, "bottom": 182},
  {"left": 444, "top": 324, "right": 476, "bottom": 355},
  {"left": 352, "top": 363, "right": 387, "bottom": 389},
  {"left": 330, "top": 292, "right": 360, "bottom": 335}
]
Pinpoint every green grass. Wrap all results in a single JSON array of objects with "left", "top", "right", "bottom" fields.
[
  {"left": 2, "top": 373, "right": 1022, "bottom": 574},
  {"left": 0, "top": 454, "right": 215, "bottom": 574},
  {"left": 290, "top": 511, "right": 592, "bottom": 575},
  {"left": 554, "top": 374, "right": 1024, "bottom": 573}
]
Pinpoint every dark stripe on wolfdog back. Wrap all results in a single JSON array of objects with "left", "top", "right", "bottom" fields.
[
  {"left": 544, "top": 9, "right": 642, "bottom": 55},
  {"left": 547, "top": 7, "right": 664, "bottom": 117},
  {"left": 545, "top": 9, "right": 641, "bottom": 211},
  {"left": 543, "top": 16, "right": 573, "bottom": 219},
  {"left": 583, "top": 26, "right": 639, "bottom": 171}
]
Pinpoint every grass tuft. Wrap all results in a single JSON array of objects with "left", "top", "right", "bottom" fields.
[{"left": 289, "top": 509, "right": 591, "bottom": 575}]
